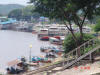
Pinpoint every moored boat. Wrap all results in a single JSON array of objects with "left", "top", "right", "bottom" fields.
[
  {"left": 32, "top": 30, "right": 37, "bottom": 34},
  {"left": 38, "top": 28, "right": 48, "bottom": 38},
  {"left": 53, "top": 36, "right": 60, "bottom": 40},
  {"left": 32, "top": 56, "right": 43, "bottom": 63},
  {"left": 49, "top": 37, "right": 61, "bottom": 45},
  {"left": 40, "top": 46, "right": 58, "bottom": 52},
  {"left": 32, "top": 56, "right": 51, "bottom": 63},
  {"left": 40, "top": 46, "right": 49, "bottom": 52},
  {"left": 40, "top": 36, "right": 49, "bottom": 41}
]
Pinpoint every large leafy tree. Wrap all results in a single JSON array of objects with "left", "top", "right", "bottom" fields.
[
  {"left": 30, "top": 0, "right": 100, "bottom": 56},
  {"left": 8, "top": 9, "right": 22, "bottom": 20},
  {"left": 8, "top": 5, "right": 40, "bottom": 21}
]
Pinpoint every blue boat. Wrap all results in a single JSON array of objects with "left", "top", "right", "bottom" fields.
[{"left": 32, "top": 56, "right": 43, "bottom": 63}]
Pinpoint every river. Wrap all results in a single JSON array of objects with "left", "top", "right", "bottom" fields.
[{"left": 0, "top": 30, "right": 53, "bottom": 73}]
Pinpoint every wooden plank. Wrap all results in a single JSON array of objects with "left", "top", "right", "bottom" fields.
[{"left": 62, "top": 45, "right": 100, "bottom": 70}]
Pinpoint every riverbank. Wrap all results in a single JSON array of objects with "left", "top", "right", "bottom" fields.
[{"left": 0, "top": 30, "right": 54, "bottom": 73}]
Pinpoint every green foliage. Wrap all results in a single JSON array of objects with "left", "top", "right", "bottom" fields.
[
  {"left": 8, "top": 5, "right": 40, "bottom": 21},
  {"left": 83, "top": 46, "right": 93, "bottom": 54},
  {"left": 0, "top": 4, "right": 24, "bottom": 15},
  {"left": 94, "top": 19, "right": 100, "bottom": 32},
  {"left": 30, "top": 0, "right": 100, "bottom": 21},
  {"left": 30, "top": 0, "right": 100, "bottom": 44},
  {"left": 22, "top": 5, "right": 34, "bottom": 16},
  {"left": 63, "top": 33, "right": 94, "bottom": 53},
  {"left": 8, "top": 9, "right": 23, "bottom": 20}
]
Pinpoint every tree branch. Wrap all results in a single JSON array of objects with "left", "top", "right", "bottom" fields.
[{"left": 80, "top": 10, "right": 88, "bottom": 27}]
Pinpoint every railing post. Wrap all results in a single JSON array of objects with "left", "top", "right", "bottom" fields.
[
  {"left": 67, "top": 59, "right": 69, "bottom": 64},
  {"left": 88, "top": 41, "right": 90, "bottom": 47},
  {"left": 92, "top": 40, "right": 94, "bottom": 47},
  {"left": 83, "top": 43, "right": 85, "bottom": 50},
  {"left": 63, "top": 56, "right": 65, "bottom": 66},
  {"left": 63, "top": 59, "right": 65, "bottom": 66},
  {"left": 89, "top": 53, "right": 94, "bottom": 63},
  {"left": 78, "top": 46, "right": 81, "bottom": 57},
  {"left": 84, "top": 43, "right": 86, "bottom": 53},
  {"left": 72, "top": 52, "right": 73, "bottom": 58},
  {"left": 76, "top": 48, "right": 78, "bottom": 59}
]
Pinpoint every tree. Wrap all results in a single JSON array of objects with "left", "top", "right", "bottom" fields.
[
  {"left": 8, "top": 5, "right": 40, "bottom": 21},
  {"left": 64, "top": 33, "right": 94, "bottom": 54},
  {"left": 8, "top": 9, "right": 23, "bottom": 20},
  {"left": 30, "top": 0, "right": 100, "bottom": 56},
  {"left": 22, "top": 5, "right": 34, "bottom": 21},
  {"left": 94, "top": 19, "right": 100, "bottom": 33}
]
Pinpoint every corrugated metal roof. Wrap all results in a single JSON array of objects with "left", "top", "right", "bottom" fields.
[
  {"left": 0, "top": 18, "right": 17, "bottom": 25},
  {"left": 7, "top": 59, "right": 22, "bottom": 66}
]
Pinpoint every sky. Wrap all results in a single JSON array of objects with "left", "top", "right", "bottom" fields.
[{"left": 0, "top": 0, "right": 30, "bottom": 5}]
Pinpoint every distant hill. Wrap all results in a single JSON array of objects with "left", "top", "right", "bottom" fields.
[{"left": 0, "top": 4, "right": 25, "bottom": 15}]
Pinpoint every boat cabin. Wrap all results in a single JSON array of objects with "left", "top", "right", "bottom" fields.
[
  {"left": 48, "top": 27, "right": 59, "bottom": 36},
  {"left": 38, "top": 29, "right": 48, "bottom": 38}
]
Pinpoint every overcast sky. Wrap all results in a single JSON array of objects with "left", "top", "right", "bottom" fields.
[{"left": 0, "top": 0, "right": 30, "bottom": 5}]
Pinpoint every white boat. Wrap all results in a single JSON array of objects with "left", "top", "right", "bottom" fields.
[
  {"left": 49, "top": 37, "right": 60, "bottom": 44},
  {"left": 38, "top": 28, "right": 48, "bottom": 38},
  {"left": 48, "top": 27, "right": 59, "bottom": 36}
]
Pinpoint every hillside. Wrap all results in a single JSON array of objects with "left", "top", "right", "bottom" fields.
[{"left": 0, "top": 4, "right": 25, "bottom": 15}]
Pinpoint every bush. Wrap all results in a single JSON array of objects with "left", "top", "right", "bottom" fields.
[
  {"left": 63, "top": 33, "right": 94, "bottom": 54},
  {"left": 94, "top": 19, "right": 100, "bottom": 33}
]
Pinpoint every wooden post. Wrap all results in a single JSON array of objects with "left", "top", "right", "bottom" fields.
[
  {"left": 47, "top": 71, "right": 50, "bottom": 75},
  {"left": 84, "top": 43, "right": 85, "bottom": 51},
  {"left": 63, "top": 56, "right": 65, "bottom": 66},
  {"left": 77, "top": 47, "right": 81, "bottom": 57},
  {"left": 76, "top": 48, "right": 78, "bottom": 59},
  {"left": 89, "top": 53, "right": 94, "bottom": 63},
  {"left": 92, "top": 40, "right": 94, "bottom": 47},
  {"left": 67, "top": 59, "right": 69, "bottom": 64},
  {"left": 88, "top": 41, "right": 90, "bottom": 47},
  {"left": 83, "top": 43, "right": 86, "bottom": 53}
]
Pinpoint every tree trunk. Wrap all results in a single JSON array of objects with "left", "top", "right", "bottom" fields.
[
  {"left": 79, "top": 26, "right": 84, "bottom": 43},
  {"left": 69, "top": 30, "right": 81, "bottom": 57},
  {"left": 64, "top": 22, "right": 81, "bottom": 57}
]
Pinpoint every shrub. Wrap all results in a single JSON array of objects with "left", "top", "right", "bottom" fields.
[
  {"left": 63, "top": 33, "right": 94, "bottom": 54},
  {"left": 94, "top": 19, "right": 100, "bottom": 33}
]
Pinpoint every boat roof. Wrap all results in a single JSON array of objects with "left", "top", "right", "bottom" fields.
[
  {"left": 7, "top": 59, "right": 22, "bottom": 66},
  {"left": 0, "top": 18, "right": 17, "bottom": 25},
  {"left": 40, "top": 28, "right": 48, "bottom": 31},
  {"left": 49, "top": 37, "right": 59, "bottom": 41},
  {"left": 49, "top": 27, "right": 59, "bottom": 29}
]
